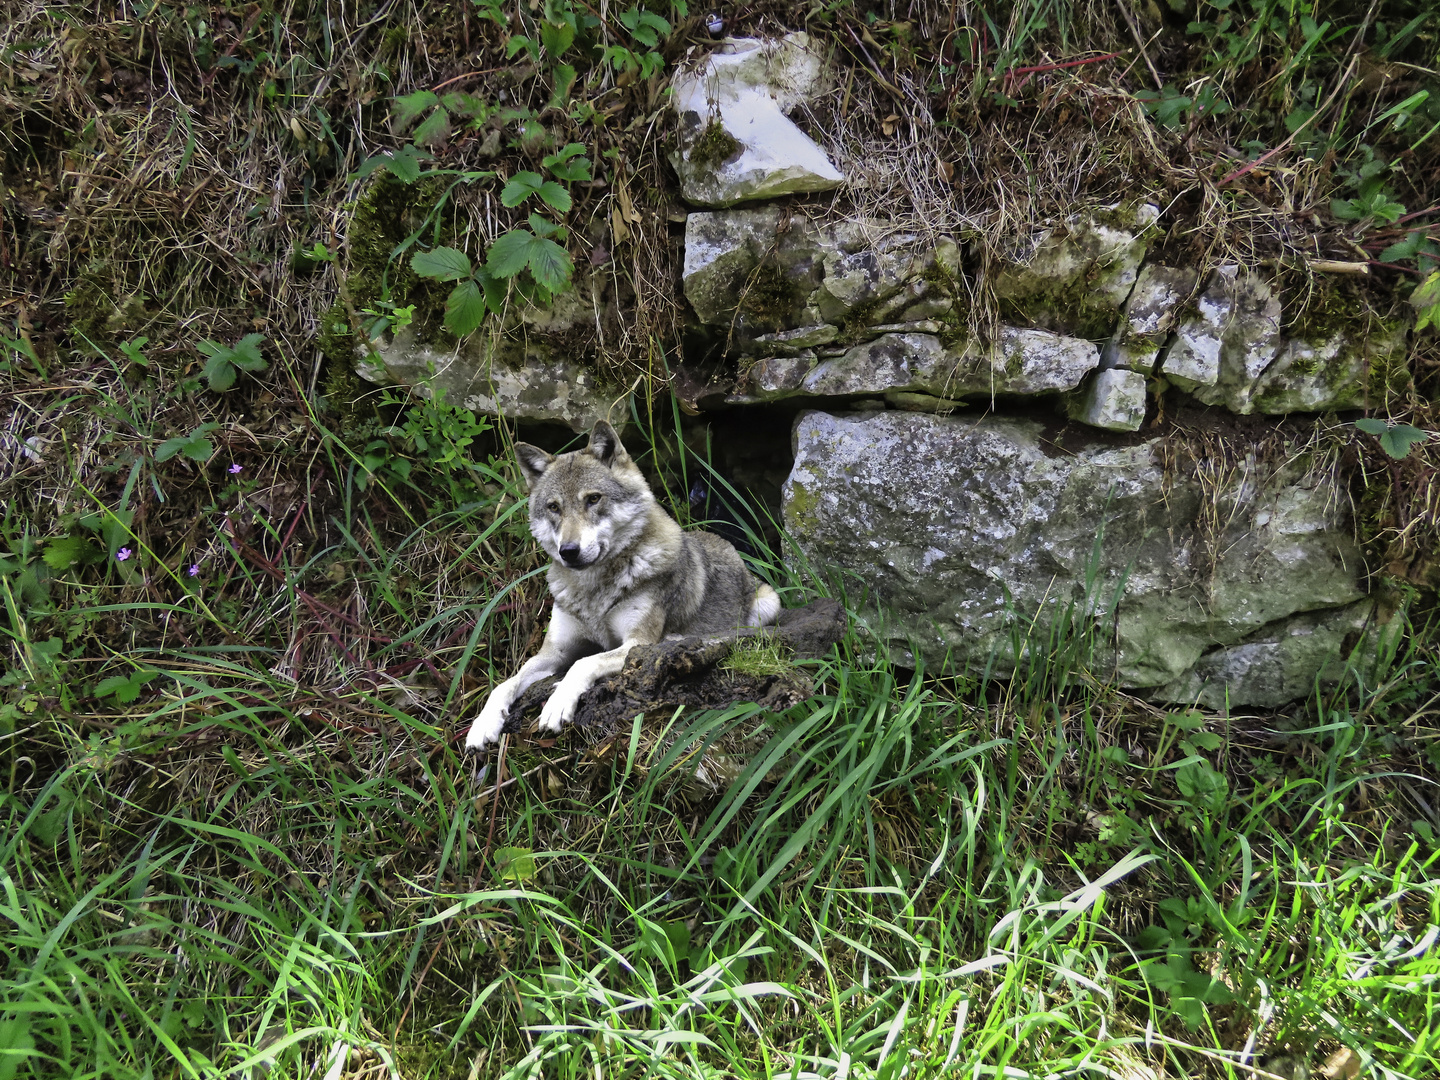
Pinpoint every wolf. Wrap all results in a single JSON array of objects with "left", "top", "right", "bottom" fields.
[{"left": 464, "top": 421, "right": 781, "bottom": 750}]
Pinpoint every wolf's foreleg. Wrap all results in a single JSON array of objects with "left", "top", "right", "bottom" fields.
[
  {"left": 465, "top": 609, "right": 595, "bottom": 750},
  {"left": 538, "top": 600, "right": 664, "bottom": 733}
]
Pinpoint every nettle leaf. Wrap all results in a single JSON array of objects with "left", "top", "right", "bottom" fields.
[
  {"left": 412, "top": 107, "right": 451, "bottom": 149},
  {"left": 411, "top": 246, "right": 473, "bottom": 282},
  {"left": 534, "top": 180, "right": 571, "bottom": 212},
  {"left": 444, "top": 279, "right": 489, "bottom": 336},
  {"left": 392, "top": 90, "right": 439, "bottom": 129},
  {"left": 501, "top": 171, "right": 545, "bottom": 208}
]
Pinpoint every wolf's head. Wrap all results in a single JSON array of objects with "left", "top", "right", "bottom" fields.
[{"left": 514, "top": 422, "right": 653, "bottom": 570}]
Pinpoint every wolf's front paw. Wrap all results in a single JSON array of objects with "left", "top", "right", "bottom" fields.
[
  {"left": 537, "top": 682, "right": 582, "bottom": 734},
  {"left": 464, "top": 700, "right": 509, "bottom": 751}
]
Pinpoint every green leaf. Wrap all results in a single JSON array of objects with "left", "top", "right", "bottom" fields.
[
  {"left": 534, "top": 180, "right": 572, "bottom": 211},
  {"left": 412, "top": 107, "right": 451, "bottom": 149},
  {"left": 486, "top": 229, "right": 535, "bottom": 278},
  {"left": 1185, "top": 730, "right": 1223, "bottom": 751},
  {"left": 1379, "top": 424, "right": 1429, "bottom": 459},
  {"left": 476, "top": 268, "right": 508, "bottom": 314},
  {"left": 524, "top": 234, "right": 573, "bottom": 292},
  {"left": 411, "top": 246, "right": 473, "bottom": 282},
  {"left": 494, "top": 846, "right": 536, "bottom": 883},
  {"left": 444, "top": 280, "right": 489, "bottom": 336},
  {"left": 540, "top": 19, "right": 575, "bottom": 56},
  {"left": 506, "top": 34, "right": 538, "bottom": 61},
  {"left": 386, "top": 146, "right": 424, "bottom": 183},
  {"left": 1411, "top": 270, "right": 1440, "bottom": 332},
  {"left": 43, "top": 535, "right": 100, "bottom": 571},
  {"left": 392, "top": 90, "right": 439, "bottom": 128},
  {"left": 547, "top": 64, "right": 577, "bottom": 110},
  {"left": 528, "top": 212, "right": 561, "bottom": 239},
  {"left": 229, "top": 334, "right": 267, "bottom": 371},
  {"left": 1176, "top": 758, "right": 1229, "bottom": 814},
  {"left": 203, "top": 353, "right": 237, "bottom": 391},
  {"left": 1355, "top": 417, "right": 1389, "bottom": 436},
  {"left": 501, "top": 171, "right": 544, "bottom": 207}
]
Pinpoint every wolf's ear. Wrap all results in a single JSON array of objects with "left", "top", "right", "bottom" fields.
[
  {"left": 586, "top": 421, "right": 627, "bottom": 467},
  {"left": 514, "top": 443, "right": 553, "bottom": 488}
]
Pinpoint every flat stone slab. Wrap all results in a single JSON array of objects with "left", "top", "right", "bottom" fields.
[
  {"left": 497, "top": 599, "right": 846, "bottom": 736},
  {"left": 356, "top": 326, "right": 621, "bottom": 432},
  {"left": 670, "top": 34, "right": 843, "bottom": 207}
]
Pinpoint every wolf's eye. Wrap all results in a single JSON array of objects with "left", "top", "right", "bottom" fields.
[
  {"left": 585, "top": 493, "right": 602, "bottom": 507},
  {"left": 546, "top": 501, "right": 561, "bottom": 514}
]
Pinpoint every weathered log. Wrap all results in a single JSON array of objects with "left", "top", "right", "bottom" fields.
[{"left": 502, "top": 599, "right": 845, "bottom": 735}]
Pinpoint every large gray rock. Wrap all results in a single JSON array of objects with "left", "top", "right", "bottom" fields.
[
  {"left": 783, "top": 410, "right": 1370, "bottom": 706},
  {"left": 1160, "top": 266, "right": 1282, "bottom": 402},
  {"left": 356, "top": 326, "right": 621, "bottom": 431},
  {"left": 991, "top": 203, "right": 1160, "bottom": 337},
  {"left": 670, "top": 34, "right": 843, "bottom": 207}
]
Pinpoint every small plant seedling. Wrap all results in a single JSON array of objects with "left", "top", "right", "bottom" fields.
[
  {"left": 95, "top": 669, "right": 160, "bottom": 704},
  {"left": 155, "top": 423, "right": 219, "bottom": 464},
  {"left": 198, "top": 334, "right": 267, "bottom": 392}
]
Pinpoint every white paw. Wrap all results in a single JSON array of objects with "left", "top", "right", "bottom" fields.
[
  {"left": 537, "top": 682, "right": 583, "bottom": 733},
  {"left": 464, "top": 699, "right": 509, "bottom": 751}
]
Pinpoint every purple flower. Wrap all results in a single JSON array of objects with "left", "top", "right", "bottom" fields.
[
  {"left": 228, "top": 463, "right": 242, "bottom": 474},
  {"left": 188, "top": 564, "right": 200, "bottom": 577},
  {"left": 116, "top": 548, "right": 132, "bottom": 561}
]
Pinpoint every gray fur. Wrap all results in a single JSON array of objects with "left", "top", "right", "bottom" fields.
[{"left": 465, "top": 422, "right": 781, "bottom": 750}]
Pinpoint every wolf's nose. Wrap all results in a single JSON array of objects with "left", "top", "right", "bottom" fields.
[{"left": 559, "top": 543, "right": 583, "bottom": 566}]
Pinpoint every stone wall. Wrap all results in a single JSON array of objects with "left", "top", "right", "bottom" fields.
[{"left": 355, "top": 33, "right": 1409, "bottom": 707}]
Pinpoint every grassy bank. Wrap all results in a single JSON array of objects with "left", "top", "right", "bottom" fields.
[
  {"left": 3, "top": 0, "right": 1440, "bottom": 1076},
  {"left": 3, "top": 417, "right": 1438, "bottom": 1077}
]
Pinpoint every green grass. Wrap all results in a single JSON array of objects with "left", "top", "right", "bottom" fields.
[{"left": 3, "top": 459, "right": 1438, "bottom": 1078}]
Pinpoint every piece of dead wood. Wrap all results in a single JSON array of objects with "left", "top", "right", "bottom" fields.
[{"left": 500, "top": 599, "right": 846, "bottom": 737}]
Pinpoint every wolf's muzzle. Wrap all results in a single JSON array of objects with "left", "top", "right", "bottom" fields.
[{"left": 559, "top": 543, "right": 586, "bottom": 567}]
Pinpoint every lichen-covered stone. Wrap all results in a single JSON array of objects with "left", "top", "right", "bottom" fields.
[
  {"left": 1247, "top": 323, "right": 1407, "bottom": 414},
  {"left": 760, "top": 329, "right": 1098, "bottom": 400},
  {"left": 991, "top": 203, "right": 1160, "bottom": 337},
  {"left": 682, "top": 209, "right": 959, "bottom": 344},
  {"left": 783, "top": 410, "right": 1368, "bottom": 706},
  {"left": 670, "top": 34, "right": 843, "bottom": 207},
  {"left": 1100, "top": 264, "right": 1197, "bottom": 373},
  {"left": 1161, "top": 266, "right": 1281, "bottom": 404},
  {"left": 1151, "top": 602, "right": 1373, "bottom": 709},
  {"left": 1067, "top": 368, "right": 1147, "bottom": 431},
  {"left": 356, "top": 327, "right": 620, "bottom": 431}
]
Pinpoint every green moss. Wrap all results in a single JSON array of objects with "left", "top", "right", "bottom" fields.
[
  {"left": 784, "top": 480, "right": 820, "bottom": 534},
  {"left": 739, "top": 260, "right": 799, "bottom": 328},
  {"left": 721, "top": 634, "right": 794, "bottom": 678},
  {"left": 687, "top": 118, "right": 741, "bottom": 171}
]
